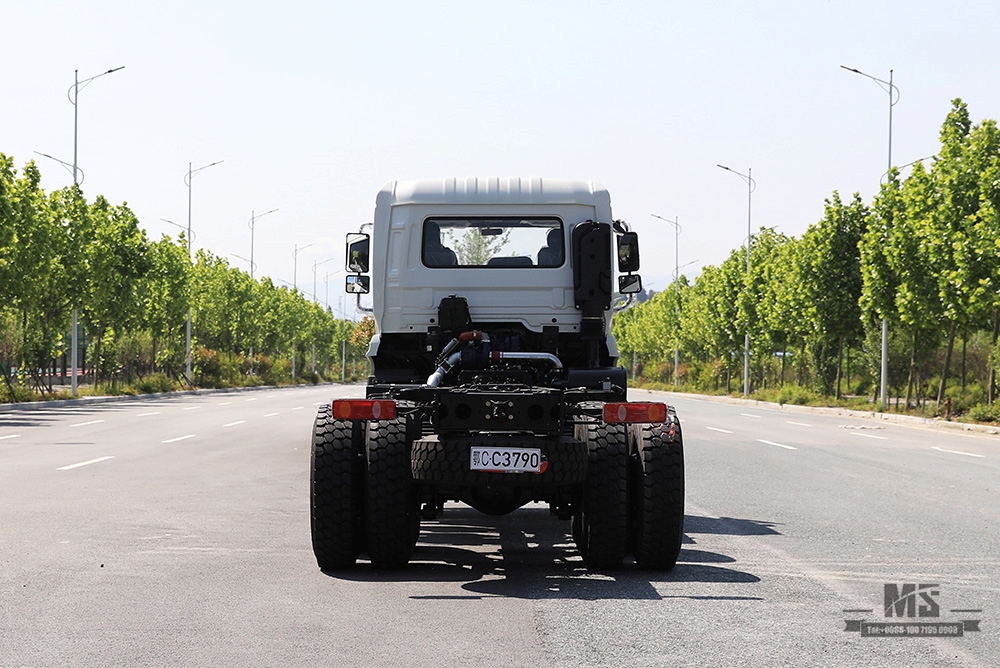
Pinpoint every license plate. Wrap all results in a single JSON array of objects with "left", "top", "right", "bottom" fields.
[{"left": 470, "top": 447, "right": 542, "bottom": 473}]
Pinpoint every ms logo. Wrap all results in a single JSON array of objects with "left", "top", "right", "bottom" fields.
[{"left": 884, "top": 584, "right": 940, "bottom": 618}]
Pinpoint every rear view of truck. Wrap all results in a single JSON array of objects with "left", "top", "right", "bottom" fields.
[{"left": 311, "top": 177, "right": 684, "bottom": 570}]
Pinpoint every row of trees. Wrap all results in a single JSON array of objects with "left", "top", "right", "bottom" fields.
[
  {"left": 614, "top": 99, "right": 1000, "bottom": 412},
  {"left": 0, "top": 152, "right": 366, "bottom": 397}
]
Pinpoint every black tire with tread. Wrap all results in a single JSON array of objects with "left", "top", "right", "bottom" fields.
[
  {"left": 574, "top": 417, "right": 629, "bottom": 570},
  {"left": 365, "top": 416, "right": 417, "bottom": 569},
  {"left": 631, "top": 408, "right": 685, "bottom": 570},
  {"left": 310, "top": 404, "right": 364, "bottom": 570}
]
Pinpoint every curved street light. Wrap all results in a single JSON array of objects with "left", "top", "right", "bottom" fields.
[
  {"left": 249, "top": 208, "right": 278, "bottom": 281},
  {"left": 309, "top": 257, "right": 338, "bottom": 376},
  {"left": 651, "top": 213, "right": 682, "bottom": 386},
  {"left": 229, "top": 253, "right": 257, "bottom": 274},
  {"left": 160, "top": 218, "right": 196, "bottom": 244},
  {"left": 842, "top": 65, "right": 900, "bottom": 411},
  {"left": 324, "top": 267, "right": 347, "bottom": 311},
  {"left": 184, "top": 160, "right": 224, "bottom": 255},
  {"left": 717, "top": 164, "right": 756, "bottom": 397},
  {"left": 293, "top": 242, "right": 316, "bottom": 292},
  {"left": 65, "top": 65, "right": 124, "bottom": 396},
  {"left": 312, "top": 257, "right": 337, "bottom": 301},
  {"left": 183, "top": 160, "right": 223, "bottom": 385},
  {"left": 291, "top": 241, "right": 317, "bottom": 379},
  {"left": 33, "top": 151, "right": 85, "bottom": 185},
  {"left": 68, "top": 66, "right": 124, "bottom": 186},
  {"left": 880, "top": 154, "right": 935, "bottom": 185}
]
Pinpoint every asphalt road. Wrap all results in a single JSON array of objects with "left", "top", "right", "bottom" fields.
[{"left": 1, "top": 385, "right": 997, "bottom": 667}]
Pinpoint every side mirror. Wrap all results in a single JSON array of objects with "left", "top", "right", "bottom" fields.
[
  {"left": 618, "top": 274, "right": 642, "bottom": 294},
  {"left": 345, "top": 274, "right": 370, "bottom": 294},
  {"left": 346, "top": 233, "right": 370, "bottom": 273},
  {"left": 617, "top": 232, "right": 639, "bottom": 273}
]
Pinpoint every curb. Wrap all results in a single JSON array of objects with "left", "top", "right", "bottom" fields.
[
  {"left": 630, "top": 389, "right": 1000, "bottom": 440},
  {"left": 0, "top": 382, "right": 341, "bottom": 413}
]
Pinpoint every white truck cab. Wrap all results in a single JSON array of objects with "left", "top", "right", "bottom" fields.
[{"left": 347, "top": 177, "right": 641, "bottom": 380}]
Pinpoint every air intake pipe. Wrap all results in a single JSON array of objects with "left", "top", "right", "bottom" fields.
[
  {"left": 491, "top": 351, "right": 563, "bottom": 369},
  {"left": 426, "top": 351, "right": 462, "bottom": 387},
  {"left": 425, "top": 331, "right": 563, "bottom": 387}
]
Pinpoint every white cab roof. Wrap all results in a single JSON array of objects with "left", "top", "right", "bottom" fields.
[{"left": 378, "top": 177, "right": 611, "bottom": 207}]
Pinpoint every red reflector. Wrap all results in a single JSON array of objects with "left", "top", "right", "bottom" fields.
[
  {"left": 332, "top": 399, "right": 397, "bottom": 421},
  {"left": 603, "top": 402, "right": 667, "bottom": 424}
]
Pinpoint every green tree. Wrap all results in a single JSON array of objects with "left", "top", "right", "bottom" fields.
[
  {"left": 756, "top": 231, "right": 803, "bottom": 387},
  {"left": 800, "top": 192, "right": 867, "bottom": 396},
  {"left": 929, "top": 100, "right": 999, "bottom": 404},
  {"left": 83, "top": 197, "right": 152, "bottom": 385},
  {"left": 884, "top": 163, "right": 941, "bottom": 406},
  {"left": 1, "top": 159, "right": 74, "bottom": 392},
  {"left": 140, "top": 234, "right": 191, "bottom": 375}
]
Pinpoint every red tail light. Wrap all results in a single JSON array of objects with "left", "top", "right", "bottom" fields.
[
  {"left": 603, "top": 402, "right": 667, "bottom": 424},
  {"left": 332, "top": 399, "right": 397, "bottom": 421}
]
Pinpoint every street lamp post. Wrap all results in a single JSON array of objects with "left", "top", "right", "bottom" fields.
[
  {"left": 312, "top": 258, "right": 337, "bottom": 302},
  {"left": 310, "top": 258, "right": 336, "bottom": 375},
  {"left": 880, "top": 155, "right": 934, "bottom": 185},
  {"left": 66, "top": 65, "right": 124, "bottom": 396},
  {"left": 70, "top": 67, "right": 124, "bottom": 186},
  {"left": 33, "top": 152, "right": 85, "bottom": 184},
  {"left": 324, "top": 268, "right": 346, "bottom": 310},
  {"left": 230, "top": 253, "right": 256, "bottom": 273},
  {"left": 651, "top": 214, "right": 682, "bottom": 386},
  {"left": 249, "top": 208, "right": 278, "bottom": 282},
  {"left": 841, "top": 65, "right": 899, "bottom": 411},
  {"left": 717, "top": 164, "right": 756, "bottom": 398},
  {"left": 160, "top": 218, "right": 196, "bottom": 244},
  {"left": 183, "top": 160, "right": 223, "bottom": 385},
  {"left": 293, "top": 242, "right": 316, "bottom": 293},
  {"left": 246, "top": 208, "right": 276, "bottom": 370},
  {"left": 228, "top": 249, "right": 256, "bottom": 370},
  {"left": 291, "top": 242, "right": 317, "bottom": 378}
]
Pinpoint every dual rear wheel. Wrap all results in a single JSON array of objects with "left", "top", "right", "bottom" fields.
[
  {"left": 573, "top": 407, "right": 685, "bottom": 571},
  {"left": 310, "top": 405, "right": 416, "bottom": 570}
]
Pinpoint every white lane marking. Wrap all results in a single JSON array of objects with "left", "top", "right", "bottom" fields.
[
  {"left": 162, "top": 434, "right": 196, "bottom": 443},
  {"left": 218, "top": 401, "right": 232, "bottom": 406},
  {"left": 58, "top": 456, "right": 114, "bottom": 470},
  {"left": 291, "top": 406, "right": 303, "bottom": 411},
  {"left": 707, "top": 427, "right": 733, "bottom": 434},
  {"left": 223, "top": 420, "right": 245, "bottom": 427},
  {"left": 182, "top": 406, "right": 201, "bottom": 411},
  {"left": 137, "top": 412, "right": 161, "bottom": 417},
  {"left": 787, "top": 421, "right": 813, "bottom": 427},
  {"left": 70, "top": 419, "right": 104, "bottom": 428},
  {"left": 0, "top": 434, "right": 21, "bottom": 440},
  {"left": 245, "top": 398, "right": 257, "bottom": 402},
  {"left": 264, "top": 412, "right": 279, "bottom": 417},
  {"left": 850, "top": 432, "right": 888, "bottom": 440},
  {"left": 313, "top": 401, "right": 326, "bottom": 406},
  {"left": 757, "top": 439, "right": 797, "bottom": 450},
  {"left": 932, "top": 446, "right": 985, "bottom": 458},
  {"left": 741, "top": 413, "right": 761, "bottom": 419}
]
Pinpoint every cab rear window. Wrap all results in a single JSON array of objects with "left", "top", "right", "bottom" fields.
[{"left": 422, "top": 217, "right": 564, "bottom": 268}]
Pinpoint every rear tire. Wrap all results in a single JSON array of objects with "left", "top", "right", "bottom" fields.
[
  {"left": 632, "top": 409, "right": 685, "bottom": 570},
  {"left": 310, "top": 405, "right": 364, "bottom": 570},
  {"left": 574, "top": 420, "right": 629, "bottom": 570},
  {"left": 365, "top": 416, "right": 416, "bottom": 569}
]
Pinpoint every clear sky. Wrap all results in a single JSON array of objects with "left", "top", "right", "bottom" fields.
[{"left": 4, "top": 1, "right": 999, "bottom": 309}]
